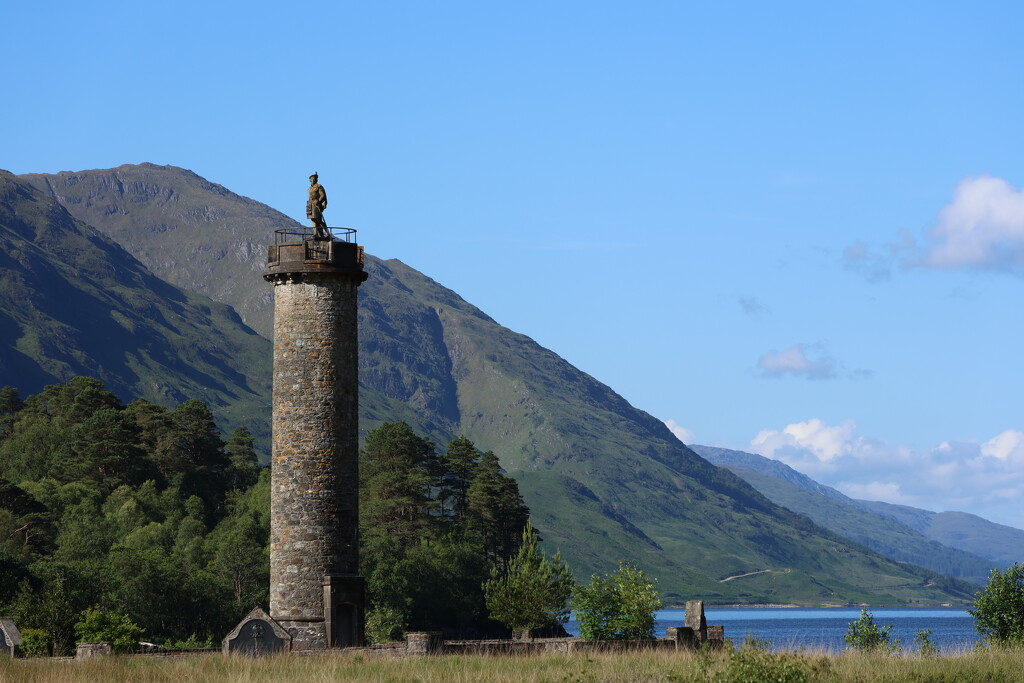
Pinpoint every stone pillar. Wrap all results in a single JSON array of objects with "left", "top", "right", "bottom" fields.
[
  {"left": 76, "top": 642, "right": 113, "bottom": 659},
  {"left": 406, "top": 632, "right": 444, "bottom": 655},
  {"left": 685, "top": 600, "right": 708, "bottom": 643},
  {"left": 265, "top": 237, "right": 367, "bottom": 650}
]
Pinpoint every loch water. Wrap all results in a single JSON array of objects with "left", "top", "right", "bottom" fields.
[{"left": 565, "top": 607, "right": 979, "bottom": 653}]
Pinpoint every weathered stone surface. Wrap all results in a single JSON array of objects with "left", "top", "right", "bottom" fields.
[
  {"left": 76, "top": 642, "right": 112, "bottom": 659},
  {"left": 705, "top": 624, "right": 725, "bottom": 648},
  {"left": 265, "top": 239, "right": 367, "bottom": 650},
  {"left": 685, "top": 599, "right": 707, "bottom": 642},
  {"left": 406, "top": 632, "right": 444, "bottom": 655},
  {"left": 223, "top": 606, "right": 291, "bottom": 656},
  {"left": 0, "top": 617, "right": 21, "bottom": 657},
  {"left": 665, "top": 626, "right": 697, "bottom": 649}
]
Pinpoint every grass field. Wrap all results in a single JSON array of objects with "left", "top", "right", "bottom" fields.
[{"left": 3, "top": 646, "right": 1024, "bottom": 683}]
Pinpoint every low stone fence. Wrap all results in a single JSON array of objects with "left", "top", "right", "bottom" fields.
[{"left": 401, "top": 623, "right": 724, "bottom": 657}]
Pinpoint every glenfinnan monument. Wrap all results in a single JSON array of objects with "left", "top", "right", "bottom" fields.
[{"left": 262, "top": 173, "right": 368, "bottom": 650}]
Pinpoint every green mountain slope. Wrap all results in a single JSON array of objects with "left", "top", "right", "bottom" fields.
[
  {"left": 856, "top": 501, "right": 1024, "bottom": 569},
  {"left": 0, "top": 171, "right": 271, "bottom": 441},
  {"left": 16, "top": 164, "right": 978, "bottom": 606},
  {"left": 693, "top": 445, "right": 1004, "bottom": 585}
]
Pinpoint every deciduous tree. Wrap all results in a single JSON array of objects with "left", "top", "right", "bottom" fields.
[
  {"left": 574, "top": 561, "right": 661, "bottom": 640},
  {"left": 969, "top": 562, "right": 1024, "bottom": 644}
]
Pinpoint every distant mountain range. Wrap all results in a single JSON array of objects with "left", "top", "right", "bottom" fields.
[
  {"left": 1, "top": 163, "right": 991, "bottom": 606},
  {"left": 693, "top": 445, "right": 1022, "bottom": 585}
]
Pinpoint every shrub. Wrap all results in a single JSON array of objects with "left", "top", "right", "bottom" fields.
[
  {"left": 73, "top": 605, "right": 144, "bottom": 654},
  {"left": 574, "top": 561, "right": 661, "bottom": 640},
  {"left": 968, "top": 562, "right": 1024, "bottom": 645},
  {"left": 844, "top": 609, "right": 900, "bottom": 653},
  {"left": 727, "top": 644, "right": 813, "bottom": 683},
  {"left": 915, "top": 628, "right": 937, "bottom": 657},
  {"left": 19, "top": 628, "right": 51, "bottom": 657},
  {"left": 163, "top": 633, "right": 214, "bottom": 650},
  {"left": 365, "top": 605, "right": 407, "bottom": 644}
]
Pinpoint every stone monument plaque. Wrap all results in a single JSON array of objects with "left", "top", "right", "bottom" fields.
[{"left": 222, "top": 607, "right": 291, "bottom": 656}]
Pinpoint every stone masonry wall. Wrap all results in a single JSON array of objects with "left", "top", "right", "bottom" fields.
[{"left": 268, "top": 271, "right": 361, "bottom": 649}]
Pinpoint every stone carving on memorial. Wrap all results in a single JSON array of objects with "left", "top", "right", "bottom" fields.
[{"left": 222, "top": 606, "right": 292, "bottom": 656}]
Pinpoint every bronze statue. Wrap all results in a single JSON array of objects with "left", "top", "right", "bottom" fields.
[{"left": 306, "top": 173, "right": 329, "bottom": 239}]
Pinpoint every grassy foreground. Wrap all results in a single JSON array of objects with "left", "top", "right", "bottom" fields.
[{"left": 3, "top": 647, "right": 1024, "bottom": 683}]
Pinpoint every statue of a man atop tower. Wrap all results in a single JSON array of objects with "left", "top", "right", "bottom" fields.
[{"left": 307, "top": 172, "right": 329, "bottom": 239}]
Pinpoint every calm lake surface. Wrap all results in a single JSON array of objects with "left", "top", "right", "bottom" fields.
[{"left": 565, "top": 607, "right": 979, "bottom": 652}]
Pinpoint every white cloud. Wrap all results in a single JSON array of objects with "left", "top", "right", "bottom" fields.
[
  {"left": 845, "top": 176, "right": 1024, "bottom": 280},
  {"left": 842, "top": 481, "right": 913, "bottom": 505},
  {"left": 757, "top": 343, "right": 836, "bottom": 380},
  {"left": 924, "top": 176, "right": 1024, "bottom": 271},
  {"left": 751, "top": 418, "right": 862, "bottom": 468},
  {"left": 664, "top": 419, "right": 695, "bottom": 444},
  {"left": 981, "top": 430, "right": 1024, "bottom": 461},
  {"left": 748, "top": 419, "right": 1024, "bottom": 529},
  {"left": 843, "top": 176, "right": 1024, "bottom": 280}
]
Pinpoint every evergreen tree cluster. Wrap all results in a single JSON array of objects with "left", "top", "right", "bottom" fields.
[
  {"left": 0, "top": 379, "right": 535, "bottom": 650},
  {"left": 359, "top": 422, "right": 530, "bottom": 639},
  {"left": 0, "top": 378, "right": 270, "bottom": 653}
]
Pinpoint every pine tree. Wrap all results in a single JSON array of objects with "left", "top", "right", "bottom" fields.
[
  {"left": 225, "top": 427, "right": 260, "bottom": 491},
  {"left": 360, "top": 422, "right": 435, "bottom": 549},
  {"left": 0, "top": 385, "right": 24, "bottom": 439},
  {"left": 483, "top": 521, "right": 574, "bottom": 637},
  {"left": 466, "top": 450, "right": 529, "bottom": 568},
  {"left": 437, "top": 436, "right": 480, "bottom": 521}
]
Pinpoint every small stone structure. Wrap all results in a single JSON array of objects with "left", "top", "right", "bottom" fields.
[
  {"left": 75, "top": 642, "right": 113, "bottom": 659},
  {"left": 405, "top": 632, "right": 444, "bottom": 655},
  {"left": 705, "top": 625, "right": 725, "bottom": 649},
  {"left": 685, "top": 600, "right": 707, "bottom": 642},
  {"left": 0, "top": 617, "right": 21, "bottom": 657},
  {"left": 223, "top": 607, "right": 292, "bottom": 656},
  {"left": 664, "top": 626, "right": 698, "bottom": 649}
]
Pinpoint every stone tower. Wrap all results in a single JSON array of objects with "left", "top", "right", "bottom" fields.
[{"left": 263, "top": 232, "right": 367, "bottom": 649}]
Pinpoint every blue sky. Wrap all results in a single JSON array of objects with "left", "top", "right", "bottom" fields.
[{"left": 4, "top": 2, "right": 1024, "bottom": 528}]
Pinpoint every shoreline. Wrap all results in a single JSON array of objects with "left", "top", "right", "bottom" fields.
[{"left": 662, "top": 603, "right": 965, "bottom": 609}]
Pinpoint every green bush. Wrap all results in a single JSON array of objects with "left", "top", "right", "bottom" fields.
[
  {"left": 365, "top": 605, "right": 407, "bottom": 644},
  {"left": 968, "top": 562, "right": 1024, "bottom": 645},
  {"left": 574, "top": 561, "right": 661, "bottom": 640},
  {"left": 18, "top": 628, "right": 51, "bottom": 657},
  {"left": 915, "top": 628, "right": 937, "bottom": 657},
  {"left": 73, "top": 605, "right": 144, "bottom": 654},
  {"left": 726, "top": 646, "right": 813, "bottom": 683},
  {"left": 844, "top": 609, "right": 900, "bottom": 653},
  {"left": 163, "top": 633, "right": 214, "bottom": 650}
]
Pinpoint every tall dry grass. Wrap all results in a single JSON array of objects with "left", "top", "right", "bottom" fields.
[{"left": 3, "top": 646, "right": 1024, "bottom": 682}]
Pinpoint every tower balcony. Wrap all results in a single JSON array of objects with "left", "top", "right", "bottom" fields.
[{"left": 265, "top": 226, "right": 365, "bottom": 278}]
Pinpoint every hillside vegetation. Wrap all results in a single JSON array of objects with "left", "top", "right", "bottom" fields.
[
  {"left": 8, "top": 164, "right": 982, "bottom": 606},
  {"left": 695, "top": 444, "right": 1017, "bottom": 585}
]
